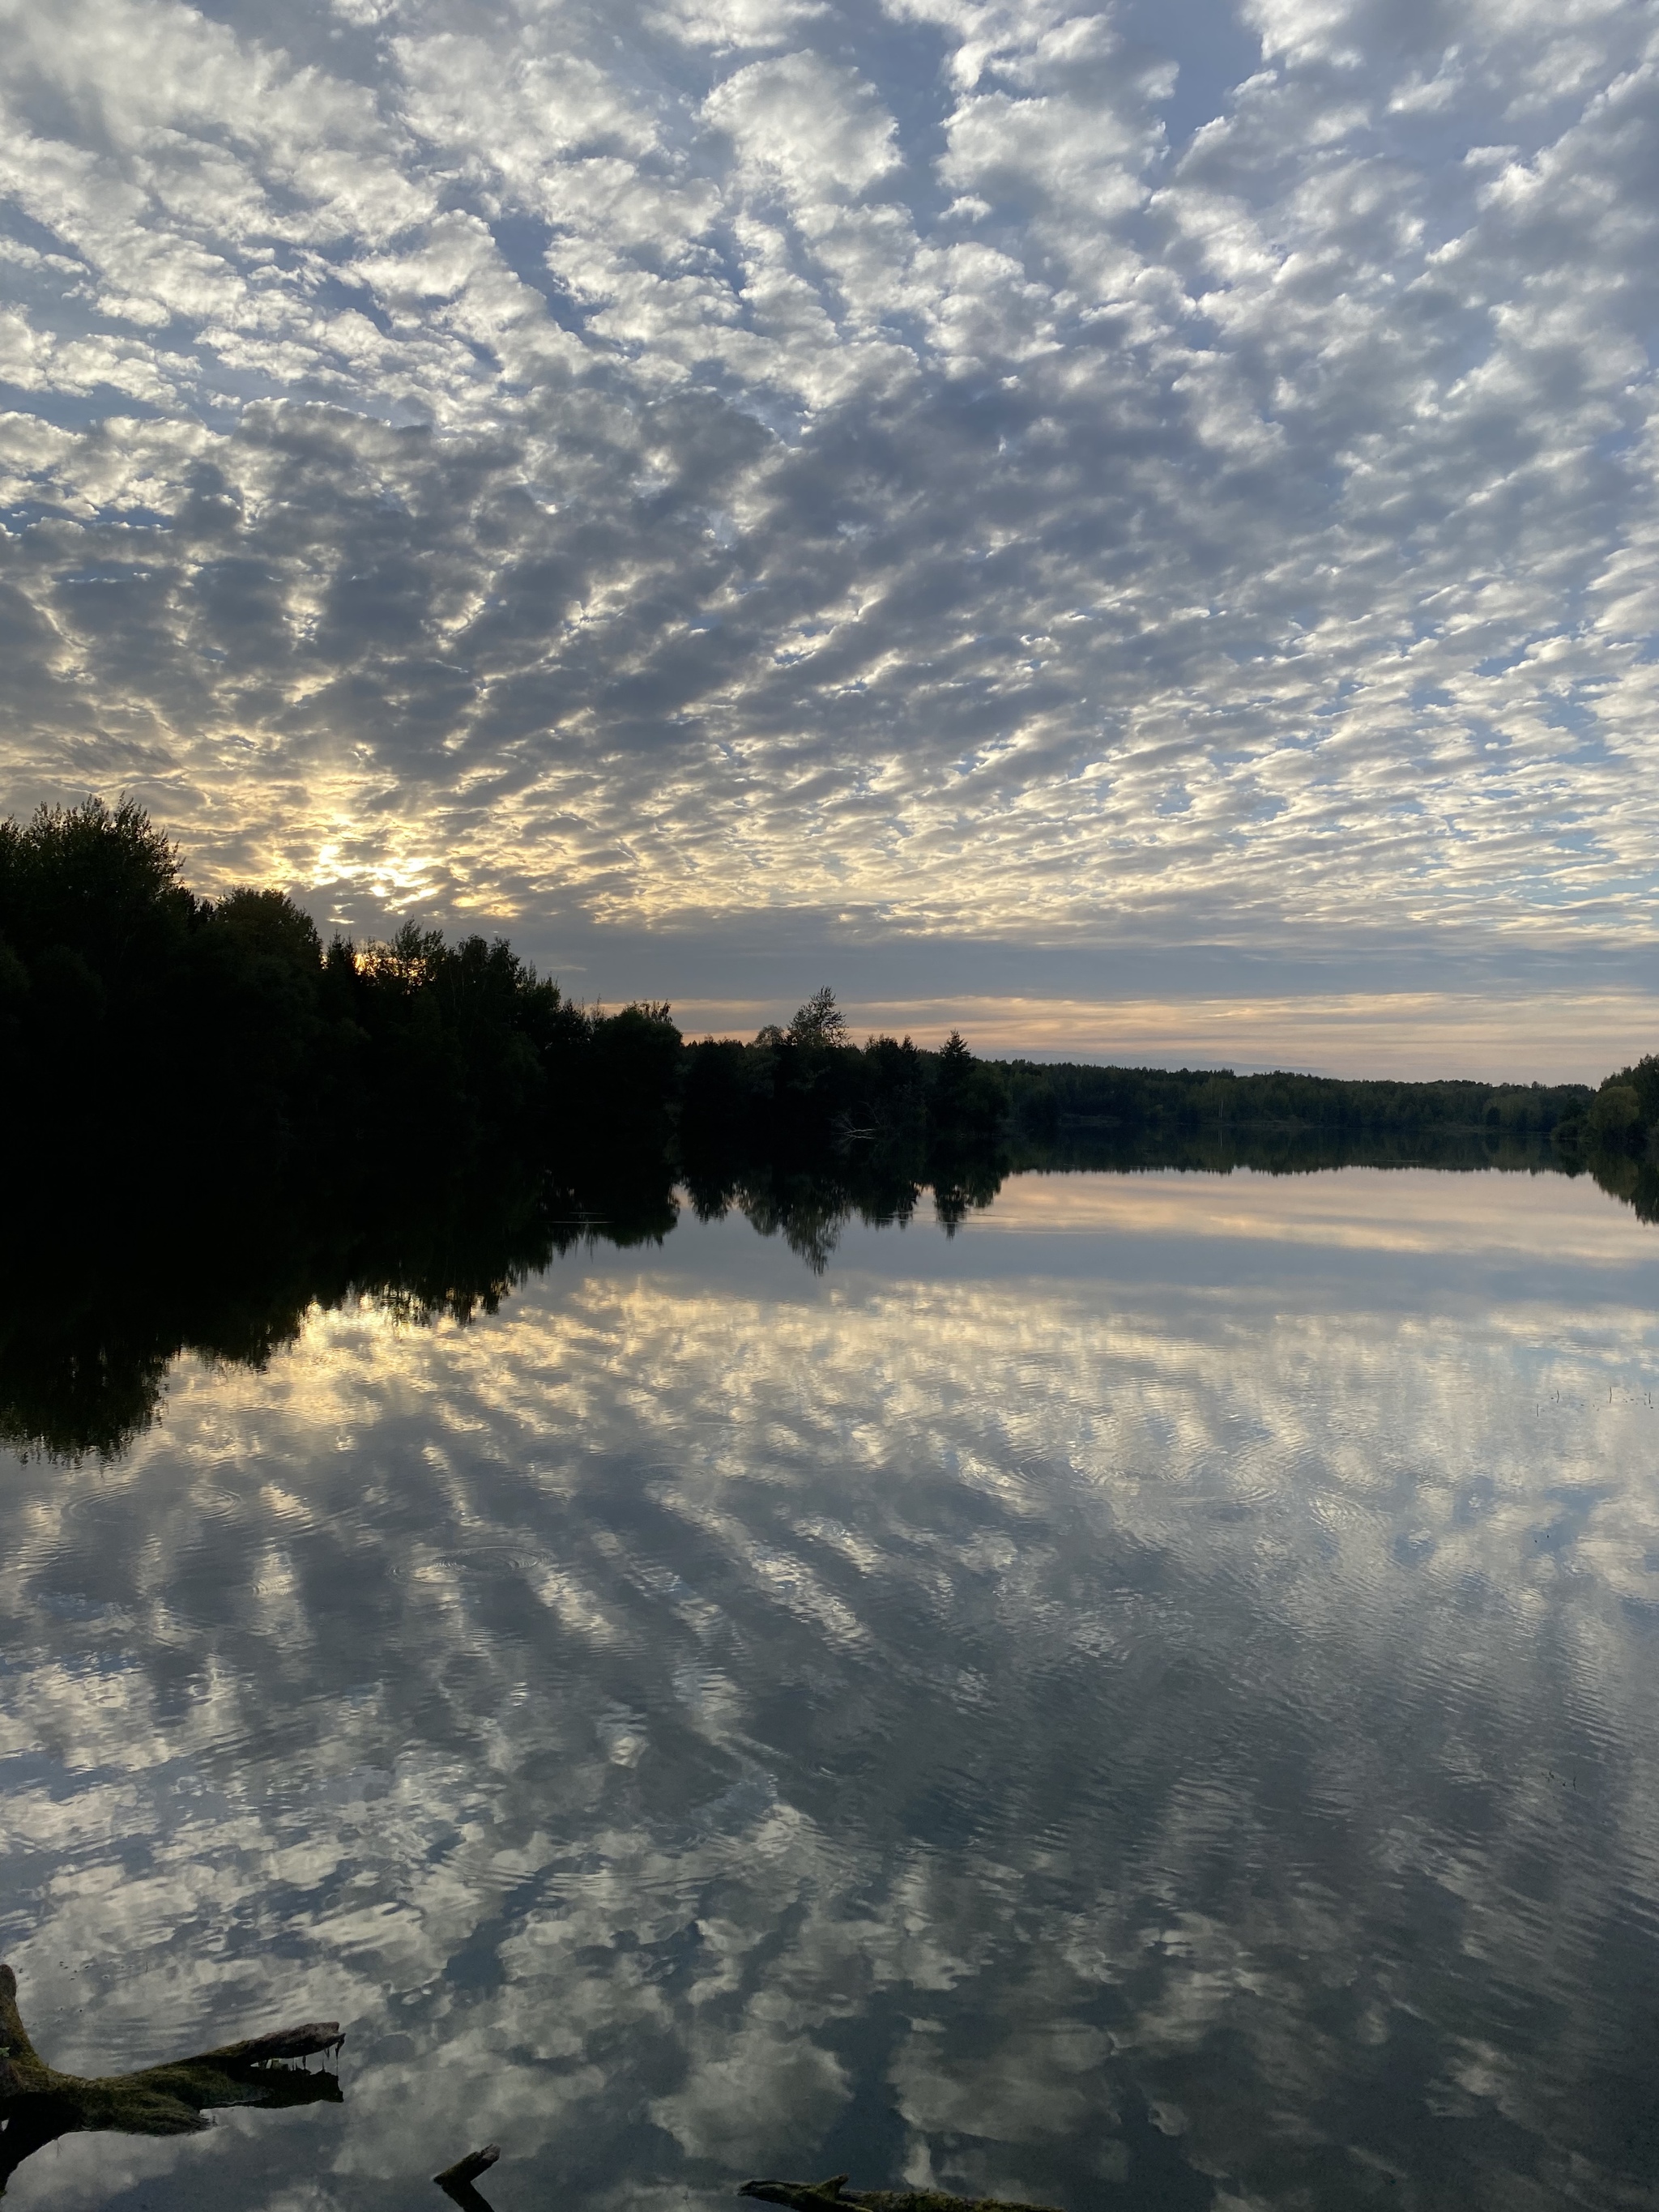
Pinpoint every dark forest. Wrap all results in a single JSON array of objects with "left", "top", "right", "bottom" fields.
[{"left": 3, "top": 797, "right": 1656, "bottom": 1462}]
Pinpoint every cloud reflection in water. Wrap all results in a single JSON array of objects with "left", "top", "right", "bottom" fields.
[{"left": 2, "top": 1170, "right": 1659, "bottom": 2209}]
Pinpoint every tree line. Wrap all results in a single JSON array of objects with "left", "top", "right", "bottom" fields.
[
  {"left": 0, "top": 798, "right": 681, "bottom": 1195},
  {"left": 0, "top": 801, "right": 1012, "bottom": 1208},
  {"left": 4, "top": 797, "right": 1657, "bottom": 1462},
  {"left": 1002, "top": 1058, "right": 1597, "bottom": 1139},
  {"left": 8, "top": 798, "right": 1646, "bottom": 1192}
]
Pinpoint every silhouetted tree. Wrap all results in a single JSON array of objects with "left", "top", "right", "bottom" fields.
[{"left": 787, "top": 986, "right": 847, "bottom": 1046}]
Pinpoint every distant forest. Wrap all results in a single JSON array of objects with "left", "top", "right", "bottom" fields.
[
  {"left": 4, "top": 797, "right": 1656, "bottom": 1200},
  {"left": 2, "top": 797, "right": 1657, "bottom": 1462}
]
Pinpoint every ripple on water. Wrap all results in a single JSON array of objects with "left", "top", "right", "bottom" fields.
[{"left": 6, "top": 1178, "right": 1659, "bottom": 2209}]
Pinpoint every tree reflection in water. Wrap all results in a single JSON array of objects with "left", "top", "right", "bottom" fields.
[
  {"left": 1, "top": 1130, "right": 1641, "bottom": 1466},
  {"left": 433, "top": 2142, "right": 501, "bottom": 2208},
  {"left": 0, "top": 1161, "right": 677, "bottom": 1465}
]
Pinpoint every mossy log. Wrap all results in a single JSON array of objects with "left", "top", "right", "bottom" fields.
[
  {"left": 434, "top": 2141, "right": 501, "bottom": 2206},
  {"left": 0, "top": 1963, "right": 343, "bottom": 2193},
  {"left": 740, "top": 2176, "right": 1060, "bottom": 2212}
]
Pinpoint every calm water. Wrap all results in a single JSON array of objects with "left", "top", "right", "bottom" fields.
[{"left": 5, "top": 1168, "right": 1659, "bottom": 2210}]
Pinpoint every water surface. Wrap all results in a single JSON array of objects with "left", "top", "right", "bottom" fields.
[{"left": 4, "top": 1167, "right": 1659, "bottom": 2210}]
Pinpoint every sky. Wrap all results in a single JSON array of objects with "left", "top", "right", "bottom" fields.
[{"left": 1, "top": 0, "right": 1657, "bottom": 1076}]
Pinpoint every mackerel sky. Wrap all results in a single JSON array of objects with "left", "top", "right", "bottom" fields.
[{"left": 2, "top": 0, "right": 1657, "bottom": 1072}]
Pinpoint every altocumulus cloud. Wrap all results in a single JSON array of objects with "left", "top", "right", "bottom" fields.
[{"left": 1, "top": 0, "right": 1657, "bottom": 1054}]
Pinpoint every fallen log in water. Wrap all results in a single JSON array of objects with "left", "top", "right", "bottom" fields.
[
  {"left": 0, "top": 1963, "right": 343, "bottom": 2194},
  {"left": 436, "top": 2143, "right": 501, "bottom": 2185},
  {"left": 741, "top": 2178, "right": 1060, "bottom": 2212},
  {"left": 435, "top": 2142, "right": 502, "bottom": 2206}
]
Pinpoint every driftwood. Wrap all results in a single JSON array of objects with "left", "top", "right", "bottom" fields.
[
  {"left": 0, "top": 1962, "right": 343, "bottom": 2193},
  {"left": 435, "top": 2141, "right": 501, "bottom": 2206},
  {"left": 741, "top": 2179, "right": 1061, "bottom": 2212}
]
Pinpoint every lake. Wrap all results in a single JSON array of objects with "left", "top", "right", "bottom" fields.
[{"left": 3, "top": 1165, "right": 1658, "bottom": 2210}]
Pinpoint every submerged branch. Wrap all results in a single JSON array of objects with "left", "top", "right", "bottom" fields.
[
  {"left": 740, "top": 2176, "right": 1060, "bottom": 2212},
  {"left": 0, "top": 1963, "right": 343, "bottom": 2194},
  {"left": 435, "top": 2142, "right": 502, "bottom": 2207}
]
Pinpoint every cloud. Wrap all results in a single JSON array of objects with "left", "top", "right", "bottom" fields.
[
  {"left": 704, "top": 53, "right": 903, "bottom": 200},
  {"left": 650, "top": 0, "right": 831, "bottom": 52},
  {"left": 0, "top": 0, "right": 1655, "bottom": 1021}
]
